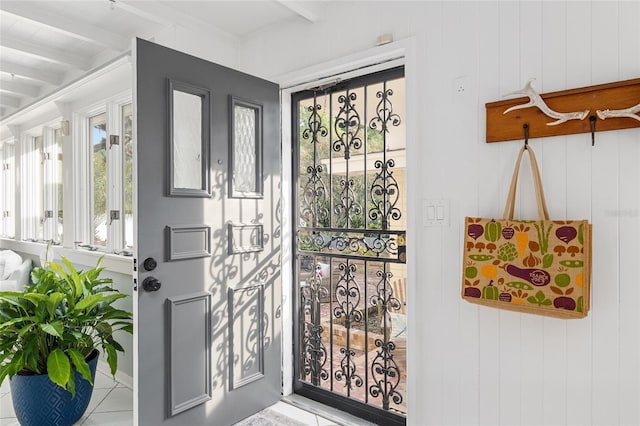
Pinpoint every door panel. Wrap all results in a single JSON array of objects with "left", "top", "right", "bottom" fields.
[{"left": 134, "top": 39, "right": 281, "bottom": 426}]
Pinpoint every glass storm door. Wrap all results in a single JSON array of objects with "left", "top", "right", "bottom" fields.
[
  {"left": 293, "top": 67, "right": 407, "bottom": 426},
  {"left": 134, "top": 39, "right": 281, "bottom": 426}
]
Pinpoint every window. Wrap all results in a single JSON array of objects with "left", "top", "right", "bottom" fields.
[
  {"left": 54, "top": 128, "right": 63, "bottom": 242},
  {"left": 90, "top": 112, "right": 108, "bottom": 246},
  {"left": 80, "top": 98, "right": 133, "bottom": 254},
  {"left": 19, "top": 127, "right": 64, "bottom": 244},
  {"left": 0, "top": 141, "right": 15, "bottom": 238},
  {"left": 35, "top": 135, "right": 44, "bottom": 241},
  {"left": 122, "top": 104, "right": 133, "bottom": 250}
]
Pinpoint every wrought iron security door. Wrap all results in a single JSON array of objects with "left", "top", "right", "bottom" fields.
[{"left": 293, "top": 67, "right": 407, "bottom": 425}]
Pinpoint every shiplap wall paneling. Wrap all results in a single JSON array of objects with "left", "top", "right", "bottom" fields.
[
  {"left": 591, "top": 3, "right": 622, "bottom": 425},
  {"left": 421, "top": 3, "right": 445, "bottom": 424},
  {"left": 540, "top": 3, "right": 569, "bottom": 425},
  {"left": 563, "top": 2, "right": 594, "bottom": 426},
  {"left": 617, "top": 4, "right": 640, "bottom": 425},
  {"left": 442, "top": 2, "right": 482, "bottom": 425},
  {"left": 475, "top": 3, "right": 501, "bottom": 426}
]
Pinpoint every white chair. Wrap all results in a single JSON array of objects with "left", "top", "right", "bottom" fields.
[{"left": 0, "top": 250, "right": 32, "bottom": 292}]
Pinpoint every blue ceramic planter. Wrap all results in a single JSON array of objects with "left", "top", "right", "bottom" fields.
[{"left": 10, "top": 350, "right": 99, "bottom": 426}]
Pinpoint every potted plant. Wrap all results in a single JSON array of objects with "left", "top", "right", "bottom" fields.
[{"left": 0, "top": 255, "right": 133, "bottom": 426}]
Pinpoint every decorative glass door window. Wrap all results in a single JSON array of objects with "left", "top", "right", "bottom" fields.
[{"left": 229, "top": 97, "right": 262, "bottom": 198}]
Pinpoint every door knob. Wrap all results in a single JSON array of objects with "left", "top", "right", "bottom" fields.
[
  {"left": 143, "top": 257, "right": 157, "bottom": 271},
  {"left": 142, "top": 277, "right": 161, "bottom": 292}
]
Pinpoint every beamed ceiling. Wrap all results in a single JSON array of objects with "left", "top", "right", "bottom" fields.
[{"left": 0, "top": 0, "right": 320, "bottom": 120}]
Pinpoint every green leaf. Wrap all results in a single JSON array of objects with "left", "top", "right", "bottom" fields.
[
  {"left": 542, "top": 300, "right": 553, "bottom": 306},
  {"left": 113, "top": 324, "right": 133, "bottom": 334},
  {"left": 105, "top": 338, "right": 124, "bottom": 353},
  {"left": 47, "top": 349, "right": 71, "bottom": 389},
  {"left": 68, "top": 348, "right": 93, "bottom": 385},
  {"left": 526, "top": 296, "right": 538, "bottom": 305},
  {"left": 61, "top": 257, "right": 83, "bottom": 297},
  {"left": 99, "top": 309, "right": 132, "bottom": 321},
  {"left": 74, "top": 293, "right": 104, "bottom": 312},
  {"left": 0, "top": 316, "right": 34, "bottom": 331},
  {"left": 46, "top": 292, "right": 65, "bottom": 318},
  {"left": 96, "top": 322, "right": 113, "bottom": 337},
  {"left": 39, "top": 320, "right": 64, "bottom": 337},
  {"left": 0, "top": 363, "right": 10, "bottom": 386},
  {"left": 67, "top": 367, "right": 76, "bottom": 398},
  {"left": 535, "top": 291, "right": 546, "bottom": 302},
  {"left": 8, "top": 351, "right": 25, "bottom": 375},
  {"left": 105, "top": 344, "right": 118, "bottom": 376},
  {"left": 22, "top": 334, "right": 40, "bottom": 372}
]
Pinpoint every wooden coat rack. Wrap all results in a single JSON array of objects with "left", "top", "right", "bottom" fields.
[{"left": 486, "top": 78, "right": 640, "bottom": 143}]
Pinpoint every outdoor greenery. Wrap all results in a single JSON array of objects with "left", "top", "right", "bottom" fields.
[{"left": 0, "top": 254, "right": 133, "bottom": 396}]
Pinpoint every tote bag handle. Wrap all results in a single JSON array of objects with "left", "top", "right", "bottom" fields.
[{"left": 503, "top": 145, "right": 550, "bottom": 221}]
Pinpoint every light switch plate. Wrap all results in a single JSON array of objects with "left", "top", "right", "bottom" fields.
[{"left": 423, "top": 199, "right": 450, "bottom": 227}]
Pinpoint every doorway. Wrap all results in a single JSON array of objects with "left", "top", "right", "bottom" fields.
[{"left": 291, "top": 67, "right": 407, "bottom": 425}]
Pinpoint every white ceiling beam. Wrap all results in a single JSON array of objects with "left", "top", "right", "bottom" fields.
[
  {"left": 275, "top": 1, "right": 319, "bottom": 22},
  {"left": 119, "top": 1, "right": 238, "bottom": 42},
  {"left": 1, "top": 61, "right": 62, "bottom": 85},
  {"left": 0, "top": 80, "right": 40, "bottom": 98},
  {"left": 0, "top": 4, "right": 129, "bottom": 50},
  {"left": 0, "top": 35, "right": 91, "bottom": 71},
  {"left": 113, "top": 1, "right": 174, "bottom": 27},
  {"left": 0, "top": 94, "right": 21, "bottom": 109}
]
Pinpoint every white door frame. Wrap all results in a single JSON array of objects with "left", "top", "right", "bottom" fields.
[{"left": 276, "top": 37, "right": 418, "bottom": 423}]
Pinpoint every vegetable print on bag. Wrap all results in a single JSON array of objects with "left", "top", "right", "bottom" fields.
[{"left": 462, "top": 146, "right": 591, "bottom": 319}]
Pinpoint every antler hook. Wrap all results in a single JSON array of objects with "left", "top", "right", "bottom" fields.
[{"left": 503, "top": 79, "right": 590, "bottom": 126}]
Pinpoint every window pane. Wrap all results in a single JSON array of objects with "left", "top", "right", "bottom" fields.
[
  {"left": 35, "top": 135, "right": 44, "bottom": 241},
  {"left": 1, "top": 144, "right": 15, "bottom": 238},
  {"left": 90, "top": 113, "right": 107, "bottom": 246},
  {"left": 172, "top": 90, "right": 202, "bottom": 190},
  {"left": 55, "top": 128, "right": 63, "bottom": 243},
  {"left": 232, "top": 105, "right": 258, "bottom": 193},
  {"left": 122, "top": 103, "right": 133, "bottom": 250}
]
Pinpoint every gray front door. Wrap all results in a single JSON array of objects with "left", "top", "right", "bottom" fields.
[{"left": 134, "top": 39, "right": 281, "bottom": 426}]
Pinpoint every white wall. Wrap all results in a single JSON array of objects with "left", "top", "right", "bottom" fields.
[{"left": 238, "top": 2, "right": 640, "bottom": 425}]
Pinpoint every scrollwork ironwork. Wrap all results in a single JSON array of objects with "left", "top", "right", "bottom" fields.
[
  {"left": 369, "top": 88, "right": 401, "bottom": 133},
  {"left": 302, "top": 101, "right": 328, "bottom": 144},
  {"left": 301, "top": 266, "right": 329, "bottom": 385},
  {"left": 369, "top": 339, "right": 402, "bottom": 410},
  {"left": 334, "top": 177, "right": 362, "bottom": 225},
  {"left": 370, "top": 269, "right": 401, "bottom": 313},
  {"left": 333, "top": 92, "right": 362, "bottom": 159},
  {"left": 297, "top": 229, "right": 401, "bottom": 260},
  {"left": 335, "top": 346, "right": 363, "bottom": 390},
  {"left": 369, "top": 159, "right": 401, "bottom": 230},
  {"left": 333, "top": 262, "right": 362, "bottom": 324},
  {"left": 301, "top": 165, "right": 329, "bottom": 225},
  {"left": 368, "top": 269, "right": 403, "bottom": 408}
]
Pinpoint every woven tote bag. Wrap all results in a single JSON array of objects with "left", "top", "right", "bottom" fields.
[{"left": 462, "top": 145, "right": 591, "bottom": 319}]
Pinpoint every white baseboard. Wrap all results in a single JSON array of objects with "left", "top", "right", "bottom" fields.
[{"left": 97, "top": 360, "right": 133, "bottom": 390}]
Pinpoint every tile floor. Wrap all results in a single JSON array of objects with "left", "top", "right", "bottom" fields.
[
  {"left": 0, "top": 371, "right": 363, "bottom": 426},
  {"left": 0, "top": 369, "right": 133, "bottom": 426}
]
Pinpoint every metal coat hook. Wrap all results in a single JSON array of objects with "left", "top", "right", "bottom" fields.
[
  {"left": 523, "top": 123, "right": 529, "bottom": 149},
  {"left": 589, "top": 115, "right": 596, "bottom": 146}
]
